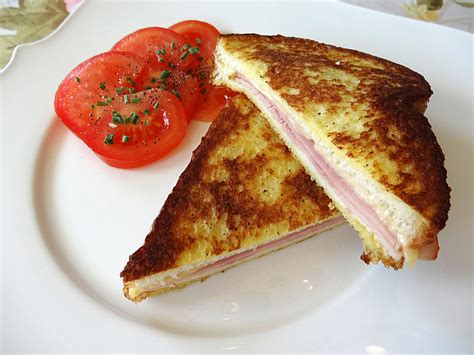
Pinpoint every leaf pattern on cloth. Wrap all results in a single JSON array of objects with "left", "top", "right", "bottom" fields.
[{"left": 0, "top": 0, "right": 68, "bottom": 70}]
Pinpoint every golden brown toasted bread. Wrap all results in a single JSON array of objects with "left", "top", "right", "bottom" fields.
[
  {"left": 121, "top": 95, "right": 343, "bottom": 301},
  {"left": 213, "top": 34, "right": 450, "bottom": 268}
]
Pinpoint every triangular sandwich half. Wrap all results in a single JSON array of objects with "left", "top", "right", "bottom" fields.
[
  {"left": 121, "top": 95, "right": 344, "bottom": 302},
  {"left": 213, "top": 34, "right": 450, "bottom": 268}
]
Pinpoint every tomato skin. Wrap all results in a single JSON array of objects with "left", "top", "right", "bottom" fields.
[
  {"left": 111, "top": 27, "right": 195, "bottom": 70},
  {"left": 55, "top": 52, "right": 188, "bottom": 169},
  {"left": 169, "top": 20, "right": 220, "bottom": 60}
]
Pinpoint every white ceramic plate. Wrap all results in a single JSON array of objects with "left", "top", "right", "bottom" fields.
[{"left": 1, "top": 1, "right": 472, "bottom": 352}]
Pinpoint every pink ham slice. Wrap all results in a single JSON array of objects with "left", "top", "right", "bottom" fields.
[
  {"left": 234, "top": 74, "right": 405, "bottom": 260},
  {"left": 158, "top": 215, "right": 344, "bottom": 289}
]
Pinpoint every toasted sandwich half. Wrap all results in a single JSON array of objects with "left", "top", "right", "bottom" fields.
[
  {"left": 213, "top": 34, "right": 450, "bottom": 268},
  {"left": 121, "top": 95, "right": 344, "bottom": 302}
]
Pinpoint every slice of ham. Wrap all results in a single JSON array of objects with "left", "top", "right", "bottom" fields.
[
  {"left": 152, "top": 215, "right": 344, "bottom": 290},
  {"left": 234, "top": 74, "right": 404, "bottom": 260}
]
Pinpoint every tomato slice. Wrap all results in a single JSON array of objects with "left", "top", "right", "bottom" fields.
[
  {"left": 191, "top": 85, "right": 236, "bottom": 122},
  {"left": 111, "top": 27, "right": 195, "bottom": 70},
  {"left": 54, "top": 51, "right": 188, "bottom": 168},
  {"left": 169, "top": 20, "right": 220, "bottom": 60},
  {"left": 140, "top": 68, "right": 199, "bottom": 120}
]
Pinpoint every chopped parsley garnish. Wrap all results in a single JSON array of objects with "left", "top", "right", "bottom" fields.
[
  {"left": 153, "top": 102, "right": 160, "bottom": 110},
  {"left": 131, "top": 97, "right": 141, "bottom": 104},
  {"left": 188, "top": 46, "right": 199, "bottom": 55},
  {"left": 112, "top": 111, "right": 122, "bottom": 123},
  {"left": 74, "top": 77, "right": 81, "bottom": 83},
  {"left": 180, "top": 51, "right": 189, "bottom": 60},
  {"left": 104, "top": 97, "right": 112, "bottom": 104},
  {"left": 195, "top": 37, "right": 201, "bottom": 45},
  {"left": 168, "top": 62, "right": 176, "bottom": 69},
  {"left": 143, "top": 109, "right": 150, "bottom": 115},
  {"left": 159, "top": 70, "right": 171, "bottom": 80},
  {"left": 150, "top": 77, "right": 157, "bottom": 83},
  {"left": 130, "top": 112, "right": 139, "bottom": 124},
  {"left": 128, "top": 88, "right": 135, "bottom": 94},
  {"left": 123, "top": 94, "right": 130, "bottom": 104},
  {"left": 115, "top": 87, "right": 124, "bottom": 94},
  {"left": 104, "top": 133, "right": 114, "bottom": 145},
  {"left": 183, "top": 44, "right": 191, "bottom": 50},
  {"left": 96, "top": 101, "right": 108, "bottom": 106},
  {"left": 159, "top": 84, "right": 167, "bottom": 90},
  {"left": 171, "top": 89, "right": 181, "bottom": 99},
  {"left": 99, "top": 82, "right": 106, "bottom": 90},
  {"left": 123, "top": 116, "right": 131, "bottom": 124},
  {"left": 143, "top": 119, "right": 150, "bottom": 126},
  {"left": 121, "top": 135, "right": 129, "bottom": 143},
  {"left": 89, "top": 104, "right": 95, "bottom": 109},
  {"left": 170, "top": 41, "right": 176, "bottom": 49},
  {"left": 125, "top": 76, "right": 135, "bottom": 86},
  {"left": 155, "top": 48, "right": 166, "bottom": 56}
]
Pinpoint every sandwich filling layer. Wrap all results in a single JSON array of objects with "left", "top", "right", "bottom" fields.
[
  {"left": 125, "top": 215, "right": 344, "bottom": 301},
  {"left": 234, "top": 74, "right": 404, "bottom": 260}
]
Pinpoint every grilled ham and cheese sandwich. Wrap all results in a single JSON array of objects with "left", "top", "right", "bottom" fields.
[
  {"left": 213, "top": 34, "right": 450, "bottom": 268},
  {"left": 121, "top": 95, "right": 344, "bottom": 302}
]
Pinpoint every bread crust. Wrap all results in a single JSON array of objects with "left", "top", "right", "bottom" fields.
[
  {"left": 216, "top": 34, "right": 450, "bottom": 250},
  {"left": 121, "top": 95, "right": 338, "bottom": 282}
]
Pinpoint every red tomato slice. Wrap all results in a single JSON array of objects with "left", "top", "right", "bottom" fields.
[
  {"left": 140, "top": 68, "right": 199, "bottom": 120},
  {"left": 169, "top": 20, "right": 220, "bottom": 60},
  {"left": 111, "top": 27, "right": 195, "bottom": 70},
  {"left": 54, "top": 51, "right": 187, "bottom": 168},
  {"left": 191, "top": 85, "right": 236, "bottom": 122}
]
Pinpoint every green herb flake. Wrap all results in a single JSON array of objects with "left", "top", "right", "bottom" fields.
[
  {"left": 195, "top": 37, "right": 201, "bottom": 45},
  {"left": 125, "top": 76, "right": 136, "bottom": 86},
  {"left": 104, "top": 133, "right": 114, "bottom": 145},
  {"left": 105, "top": 97, "right": 113, "bottom": 104},
  {"left": 131, "top": 97, "right": 141, "bottom": 104},
  {"left": 159, "top": 84, "right": 167, "bottom": 90},
  {"left": 171, "top": 89, "right": 181, "bottom": 99},
  {"left": 96, "top": 101, "right": 108, "bottom": 106},
  {"left": 123, "top": 116, "right": 131, "bottom": 124},
  {"left": 74, "top": 77, "right": 81, "bottom": 83},
  {"left": 188, "top": 46, "right": 199, "bottom": 55},
  {"left": 150, "top": 77, "right": 157, "bottom": 83},
  {"left": 89, "top": 104, "right": 95, "bottom": 109},
  {"left": 99, "top": 82, "right": 106, "bottom": 90},
  {"left": 168, "top": 62, "right": 176, "bottom": 69},
  {"left": 183, "top": 44, "right": 191, "bottom": 50},
  {"left": 143, "top": 119, "right": 150, "bottom": 126},
  {"left": 153, "top": 102, "right": 160, "bottom": 110},
  {"left": 112, "top": 111, "right": 122, "bottom": 123},
  {"left": 128, "top": 88, "right": 135, "bottom": 94},
  {"left": 143, "top": 109, "right": 150, "bottom": 115},
  {"left": 123, "top": 94, "right": 130, "bottom": 104},
  {"left": 130, "top": 112, "right": 139, "bottom": 124},
  {"left": 180, "top": 51, "right": 189, "bottom": 60},
  {"left": 121, "top": 135, "right": 129, "bottom": 143},
  {"left": 115, "top": 87, "right": 124, "bottom": 94},
  {"left": 170, "top": 41, "right": 175, "bottom": 49},
  {"left": 159, "top": 70, "right": 171, "bottom": 80}
]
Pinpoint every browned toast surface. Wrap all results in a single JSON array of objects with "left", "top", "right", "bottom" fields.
[
  {"left": 121, "top": 95, "right": 338, "bottom": 282},
  {"left": 216, "top": 34, "right": 450, "bottom": 246}
]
